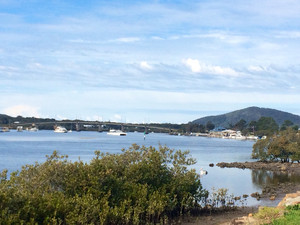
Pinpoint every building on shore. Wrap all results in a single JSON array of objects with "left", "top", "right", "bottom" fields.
[{"left": 209, "top": 129, "right": 258, "bottom": 140}]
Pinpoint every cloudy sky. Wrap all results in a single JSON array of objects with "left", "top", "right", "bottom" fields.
[{"left": 1, "top": 0, "right": 300, "bottom": 123}]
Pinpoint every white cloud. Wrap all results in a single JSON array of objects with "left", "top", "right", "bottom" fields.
[
  {"left": 113, "top": 37, "right": 140, "bottom": 43},
  {"left": 151, "top": 36, "right": 164, "bottom": 40},
  {"left": 182, "top": 58, "right": 239, "bottom": 77},
  {"left": 86, "top": 115, "right": 103, "bottom": 121},
  {"left": 3, "top": 104, "right": 40, "bottom": 117},
  {"left": 182, "top": 58, "right": 202, "bottom": 73},
  {"left": 177, "top": 33, "right": 249, "bottom": 45},
  {"left": 26, "top": 62, "right": 44, "bottom": 70},
  {"left": 0, "top": 65, "right": 18, "bottom": 71},
  {"left": 56, "top": 115, "right": 68, "bottom": 120},
  {"left": 112, "top": 114, "right": 122, "bottom": 122},
  {"left": 275, "top": 31, "right": 300, "bottom": 39},
  {"left": 248, "top": 65, "right": 265, "bottom": 72},
  {"left": 140, "top": 61, "right": 152, "bottom": 70}
]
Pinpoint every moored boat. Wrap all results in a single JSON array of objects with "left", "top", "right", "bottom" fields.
[
  {"left": 54, "top": 126, "right": 68, "bottom": 133},
  {"left": 107, "top": 129, "right": 127, "bottom": 136},
  {"left": 27, "top": 127, "right": 38, "bottom": 132},
  {"left": 17, "top": 126, "right": 23, "bottom": 132},
  {"left": 0, "top": 127, "right": 10, "bottom": 132},
  {"left": 200, "top": 168, "right": 208, "bottom": 176}
]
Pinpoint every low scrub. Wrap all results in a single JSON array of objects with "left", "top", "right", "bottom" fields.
[
  {"left": 0, "top": 144, "right": 209, "bottom": 224},
  {"left": 271, "top": 204, "right": 300, "bottom": 225},
  {"left": 254, "top": 206, "right": 282, "bottom": 223},
  {"left": 252, "top": 128, "right": 300, "bottom": 163}
]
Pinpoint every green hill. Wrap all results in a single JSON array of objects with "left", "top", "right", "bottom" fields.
[
  {"left": 0, "top": 114, "right": 56, "bottom": 125},
  {"left": 192, "top": 106, "right": 300, "bottom": 127}
]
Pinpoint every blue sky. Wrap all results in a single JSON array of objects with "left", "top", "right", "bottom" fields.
[{"left": 1, "top": 0, "right": 300, "bottom": 123}]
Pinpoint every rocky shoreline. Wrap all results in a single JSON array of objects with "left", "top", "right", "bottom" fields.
[
  {"left": 216, "top": 161, "right": 300, "bottom": 202},
  {"left": 182, "top": 162, "right": 300, "bottom": 224},
  {"left": 216, "top": 161, "right": 300, "bottom": 174},
  {"left": 230, "top": 191, "right": 300, "bottom": 225},
  {"left": 183, "top": 162, "right": 300, "bottom": 224}
]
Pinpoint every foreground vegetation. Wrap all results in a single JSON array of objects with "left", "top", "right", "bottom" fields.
[
  {"left": 0, "top": 145, "right": 236, "bottom": 224},
  {"left": 252, "top": 128, "right": 300, "bottom": 162},
  {"left": 253, "top": 204, "right": 300, "bottom": 225},
  {"left": 0, "top": 145, "right": 242, "bottom": 224},
  {"left": 271, "top": 204, "right": 300, "bottom": 225}
]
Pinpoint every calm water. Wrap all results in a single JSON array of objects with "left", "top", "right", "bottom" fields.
[{"left": 0, "top": 130, "right": 298, "bottom": 206}]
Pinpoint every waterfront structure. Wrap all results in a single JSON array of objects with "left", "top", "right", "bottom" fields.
[{"left": 209, "top": 129, "right": 256, "bottom": 140}]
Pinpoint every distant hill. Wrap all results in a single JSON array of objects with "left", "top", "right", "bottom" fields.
[
  {"left": 0, "top": 114, "right": 13, "bottom": 124},
  {"left": 192, "top": 107, "right": 300, "bottom": 127},
  {"left": 0, "top": 114, "right": 56, "bottom": 126}
]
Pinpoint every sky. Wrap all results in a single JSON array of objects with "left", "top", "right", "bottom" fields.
[{"left": 1, "top": 0, "right": 300, "bottom": 123}]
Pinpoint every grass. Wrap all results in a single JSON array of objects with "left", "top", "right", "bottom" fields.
[
  {"left": 253, "top": 206, "right": 282, "bottom": 224},
  {"left": 271, "top": 204, "right": 300, "bottom": 225}
]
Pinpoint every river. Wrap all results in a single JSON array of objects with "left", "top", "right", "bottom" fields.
[{"left": 0, "top": 130, "right": 297, "bottom": 206}]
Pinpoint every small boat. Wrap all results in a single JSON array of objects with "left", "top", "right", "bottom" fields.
[
  {"left": 28, "top": 127, "right": 38, "bottom": 132},
  {"left": 107, "top": 129, "right": 127, "bottom": 136},
  {"left": 17, "top": 126, "right": 23, "bottom": 132},
  {"left": 200, "top": 168, "right": 208, "bottom": 176},
  {"left": 2, "top": 127, "right": 10, "bottom": 132},
  {"left": 54, "top": 126, "right": 68, "bottom": 133},
  {"left": 0, "top": 127, "right": 10, "bottom": 132}
]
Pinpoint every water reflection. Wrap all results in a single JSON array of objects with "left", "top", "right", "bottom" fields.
[{"left": 251, "top": 169, "right": 300, "bottom": 188}]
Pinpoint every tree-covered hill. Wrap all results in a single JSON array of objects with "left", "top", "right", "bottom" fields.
[
  {"left": 0, "top": 114, "right": 56, "bottom": 125},
  {"left": 192, "top": 107, "right": 300, "bottom": 128}
]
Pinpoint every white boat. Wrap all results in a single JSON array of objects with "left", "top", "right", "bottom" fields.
[
  {"left": 107, "top": 129, "right": 127, "bottom": 136},
  {"left": 27, "top": 127, "right": 38, "bottom": 132},
  {"left": 200, "top": 168, "right": 208, "bottom": 176},
  {"left": 54, "top": 126, "right": 68, "bottom": 133},
  {"left": 17, "top": 126, "right": 23, "bottom": 132},
  {"left": 0, "top": 127, "right": 10, "bottom": 132}
]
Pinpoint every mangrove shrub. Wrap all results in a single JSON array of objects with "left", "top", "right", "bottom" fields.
[
  {"left": 0, "top": 144, "right": 205, "bottom": 224},
  {"left": 252, "top": 128, "right": 300, "bottom": 162}
]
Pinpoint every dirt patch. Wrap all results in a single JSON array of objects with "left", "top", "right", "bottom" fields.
[
  {"left": 181, "top": 207, "right": 258, "bottom": 225},
  {"left": 181, "top": 190, "right": 300, "bottom": 225}
]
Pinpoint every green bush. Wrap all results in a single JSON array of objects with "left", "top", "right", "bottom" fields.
[
  {"left": 271, "top": 204, "right": 300, "bottom": 225},
  {"left": 0, "top": 144, "right": 206, "bottom": 224},
  {"left": 252, "top": 128, "right": 300, "bottom": 162}
]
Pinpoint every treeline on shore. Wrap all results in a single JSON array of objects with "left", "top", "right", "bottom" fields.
[
  {"left": 0, "top": 145, "right": 240, "bottom": 224},
  {"left": 252, "top": 127, "right": 300, "bottom": 163},
  {"left": 185, "top": 117, "right": 299, "bottom": 136}
]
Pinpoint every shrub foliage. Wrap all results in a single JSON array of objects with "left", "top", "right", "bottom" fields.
[
  {"left": 252, "top": 128, "right": 300, "bottom": 162},
  {"left": 0, "top": 144, "right": 205, "bottom": 224}
]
